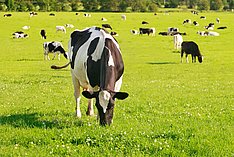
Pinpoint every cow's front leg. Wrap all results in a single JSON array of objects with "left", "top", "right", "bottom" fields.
[{"left": 86, "top": 99, "right": 94, "bottom": 116}]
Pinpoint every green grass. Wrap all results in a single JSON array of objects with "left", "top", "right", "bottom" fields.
[{"left": 0, "top": 12, "right": 233, "bottom": 156}]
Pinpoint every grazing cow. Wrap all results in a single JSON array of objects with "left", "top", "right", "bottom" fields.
[
  {"left": 84, "top": 13, "right": 91, "bottom": 17},
  {"left": 183, "top": 19, "right": 192, "bottom": 24},
  {"left": 110, "top": 31, "right": 118, "bottom": 36},
  {"left": 30, "top": 12, "right": 37, "bottom": 17},
  {"left": 205, "top": 23, "right": 214, "bottom": 30},
  {"left": 121, "top": 14, "right": 126, "bottom": 20},
  {"left": 22, "top": 26, "right": 30, "bottom": 30},
  {"left": 4, "top": 13, "right": 12, "bottom": 17},
  {"left": 101, "top": 17, "right": 107, "bottom": 21},
  {"left": 191, "top": 10, "right": 198, "bottom": 15},
  {"left": 216, "top": 18, "right": 220, "bottom": 23},
  {"left": 168, "top": 27, "right": 179, "bottom": 35},
  {"left": 200, "top": 16, "right": 206, "bottom": 19},
  {"left": 173, "top": 34, "right": 183, "bottom": 50},
  {"left": 51, "top": 27, "right": 128, "bottom": 126},
  {"left": 43, "top": 41, "right": 67, "bottom": 60},
  {"left": 142, "top": 21, "right": 149, "bottom": 25},
  {"left": 158, "top": 32, "right": 168, "bottom": 36},
  {"left": 139, "top": 28, "right": 155, "bottom": 36},
  {"left": 65, "top": 24, "right": 74, "bottom": 28},
  {"left": 130, "top": 29, "right": 138, "bottom": 35},
  {"left": 49, "top": 13, "right": 55, "bottom": 16},
  {"left": 40, "top": 29, "right": 46, "bottom": 39},
  {"left": 12, "top": 32, "right": 28, "bottom": 39},
  {"left": 193, "top": 21, "right": 199, "bottom": 26},
  {"left": 56, "top": 26, "right": 66, "bottom": 33},
  {"left": 217, "top": 26, "right": 227, "bottom": 29},
  {"left": 102, "top": 24, "right": 112, "bottom": 30},
  {"left": 75, "top": 12, "right": 80, "bottom": 15},
  {"left": 181, "top": 41, "right": 203, "bottom": 63}
]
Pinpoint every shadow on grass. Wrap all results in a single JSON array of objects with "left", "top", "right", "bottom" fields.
[
  {"left": 147, "top": 61, "right": 178, "bottom": 65},
  {"left": 0, "top": 113, "right": 83, "bottom": 129}
]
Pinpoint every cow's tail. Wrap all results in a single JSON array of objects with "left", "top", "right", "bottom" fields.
[{"left": 51, "top": 62, "right": 70, "bottom": 69}]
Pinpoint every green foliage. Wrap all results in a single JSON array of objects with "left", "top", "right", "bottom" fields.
[
  {"left": 210, "top": 0, "right": 224, "bottom": 10},
  {"left": 198, "top": 0, "right": 210, "bottom": 10},
  {"left": 0, "top": 12, "right": 234, "bottom": 156}
]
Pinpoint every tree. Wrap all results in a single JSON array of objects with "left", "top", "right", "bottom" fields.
[
  {"left": 5, "top": 0, "right": 14, "bottom": 11},
  {"left": 99, "top": 0, "right": 119, "bottom": 11},
  {"left": 81, "top": 0, "right": 99, "bottom": 11},
  {"left": 210, "top": 0, "right": 224, "bottom": 10},
  {"left": 197, "top": 0, "right": 210, "bottom": 10}
]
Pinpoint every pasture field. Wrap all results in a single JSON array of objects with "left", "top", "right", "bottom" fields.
[{"left": 0, "top": 11, "right": 233, "bottom": 156}]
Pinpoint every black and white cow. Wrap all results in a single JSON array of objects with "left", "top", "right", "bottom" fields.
[
  {"left": 12, "top": 31, "right": 28, "bottom": 39},
  {"left": 139, "top": 28, "right": 155, "bottom": 36},
  {"left": 40, "top": 29, "right": 46, "bottom": 39},
  {"left": 168, "top": 27, "right": 179, "bottom": 35},
  {"left": 43, "top": 41, "right": 67, "bottom": 60},
  {"left": 4, "top": 13, "right": 12, "bottom": 17},
  {"left": 52, "top": 27, "right": 128, "bottom": 126},
  {"left": 181, "top": 41, "right": 203, "bottom": 63}
]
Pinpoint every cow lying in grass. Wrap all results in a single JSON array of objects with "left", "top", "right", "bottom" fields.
[{"left": 181, "top": 41, "right": 203, "bottom": 63}]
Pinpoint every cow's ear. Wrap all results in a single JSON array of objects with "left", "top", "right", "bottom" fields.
[
  {"left": 82, "top": 91, "right": 96, "bottom": 99},
  {"left": 113, "top": 92, "right": 129, "bottom": 100}
]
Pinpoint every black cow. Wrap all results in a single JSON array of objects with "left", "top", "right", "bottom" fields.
[
  {"left": 102, "top": 24, "right": 112, "bottom": 30},
  {"left": 40, "top": 30, "right": 46, "bottom": 39},
  {"left": 217, "top": 26, "right": 227, "bottom": 29},
  {"left": 51, "top": 27, "right": 128, "bottom": 126},
  {"left": 49, "top": 13, "right": 55, "bottom": 16},
  {"left": 139, "top": 28, "right": 155, "bottom": 36},
  {"left": 142, "top": 21, "right": 149, "bottom": 24},
  {"left": 181, "top": 41, "right": 203, "bottom": 63}
]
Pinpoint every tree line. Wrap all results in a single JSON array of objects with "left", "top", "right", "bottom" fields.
[{"left": 1, "top": 0, "right": 233, "bottom": 12}]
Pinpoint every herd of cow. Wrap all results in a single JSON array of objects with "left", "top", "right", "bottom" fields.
[{"left": 6, "top": 11, "right": 227, "bottom": 125}]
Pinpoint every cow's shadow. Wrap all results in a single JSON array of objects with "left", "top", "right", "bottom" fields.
[
  {"left": 0, "top": 113, "right": 83, "bottom": 129},
  {"left": 147, "top": 61, "right": 178, "bottom": 65}
]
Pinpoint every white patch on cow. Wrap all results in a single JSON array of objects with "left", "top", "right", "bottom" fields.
[
  {"left": 105, "top": 46, "right": 115, "bottom": 66},
  {"left": 114, "top": 76, "right": 123, "bottom": 92},
  {"left": 99, "top": 90, "right": 111, "bottom": 113}
]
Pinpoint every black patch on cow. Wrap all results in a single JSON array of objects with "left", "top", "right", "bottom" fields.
[
  {"left": 48, "top": 42, "right": 56, "bottom": 52},
  {"left": 70, "top": 29, "right": 92, "bottom": 69},
  {"left": 87, "top": 37, "right": 100, "bottom": 56}
]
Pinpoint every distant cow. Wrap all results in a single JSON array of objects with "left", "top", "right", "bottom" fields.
[
  {"left": 193, "top": 21, "right": 199, "bottom": 26},
  {"left": 130, "top": 29, "right": 138, "bottom": 35},
  {"left": 121, "top": 14, "right": 126, "bottom": 20},
  {"left": 191, "top": 10, "right": 198, "bottom": 15},
  {"left": 102, "top": 24, "right": 112, "bottom": 30},
  {"left": 139, "top": 28, "right": 155, "bottom": 36},
  {"left": 174, "top": 34, "right": 183, "bottom": 50},
  {"left": 183, "top": 19, "right": 192, "bottom": 24},
  {"left": 200, "top": 16, "right": 206, "bottom": 19},
  {"left": 43, "top": 41, "right": 67, "bottom": 60},
  {"left": 217, "top": 26, "right": 227, "bottom": 29},
  {"left": 198, "top": 31, "right": 219, "bottom": 36},
  {"left": 22, "top": 26, "right": 30, "bottom": 30},
  {"left": 84, "top": 13, "right": 91, "bottom": 17},
  {"left": 56, "top": 26, "right": 66, "bottom": 33},
  {"left": 30, "top": 12, "right": 37, "bottom": 17},
  {"left": 181, "top": 41, "right": 203, "bottom": 63},
  {"left": 4, "top": 13, "right": 12, "bottom": 17},
  {"left": 142, "top": 21, "right": 149, "bottom": 25},
  {"left": 101, "top": 17, "right": 107, "bottom": 21},
  {"left": 216, "top": 18, "right": 220, "bottom": 23},
  {"left": 40, "top": 29, "right": 46, "bottom": 39},
  {"left": 110, "top": 31, "right": 118, "bottom": 36},
  {"left": 205, "top": 23, "right": 214, "bottom": 30},
  {"left": 49, "top": 13, "right": 55, "bottom": 16},
  {"left": 168, "top": 27, "right": 179, "bottom": 35},
  {"left": 51, "top": 27, "right": 129, "bottom": 126},
  {"left": 65, "top": 24, "right": 74, "bottom": 28},
  {"left": 12, "top": 31, "right": 28, "bottom": 39}
]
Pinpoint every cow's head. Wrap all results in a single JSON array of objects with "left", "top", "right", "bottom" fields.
[
  {"left": 82, "top": 90, "right": 128, "bottom": 126},
  {"left": 198, "top": 55, "right": 203, "bottom": 63}
]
